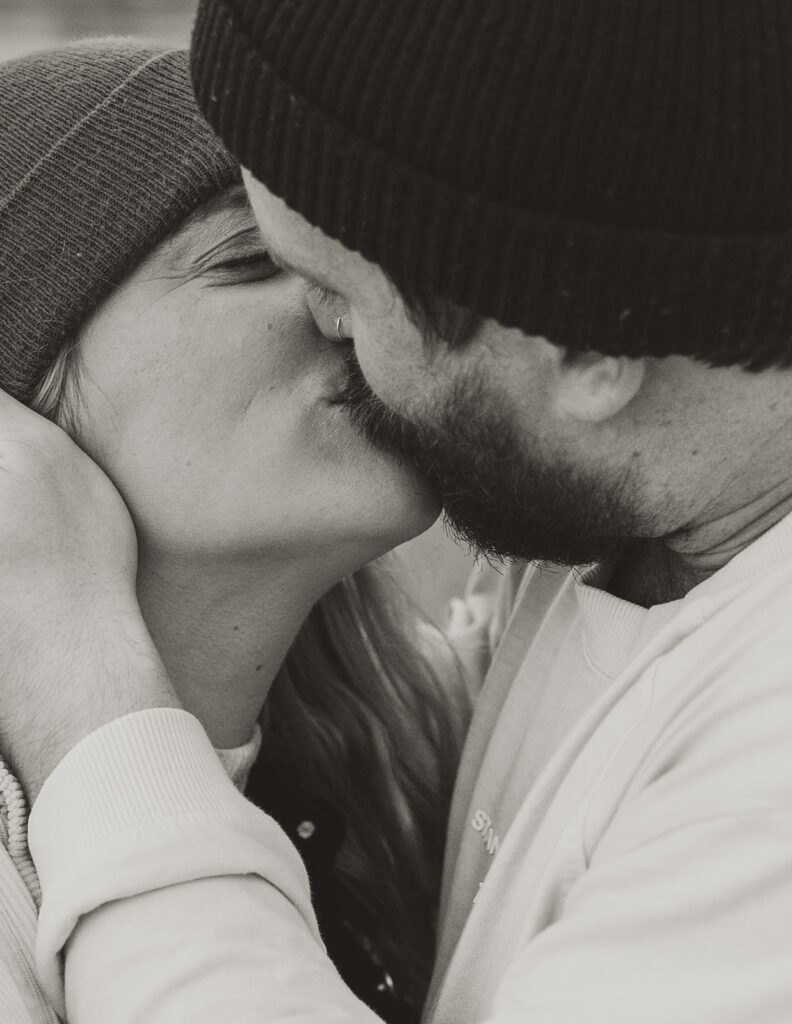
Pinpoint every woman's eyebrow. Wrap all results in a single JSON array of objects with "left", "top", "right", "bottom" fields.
[
  {"left": 189, "top": 222, "right": 262, "bottom": 264},
  {"left": 159, "top": 184, "right": 260, "bottom": 264},
  {"left": 214, "top": 183, "right": 338, "bottom": 286},
  {"left": 167, "top": 182, "right": 337, "bottom": 288}
]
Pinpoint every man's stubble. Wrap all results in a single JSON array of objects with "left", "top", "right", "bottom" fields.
[{"left": 338, "top": 347, "right": 649, "bottom": 567}]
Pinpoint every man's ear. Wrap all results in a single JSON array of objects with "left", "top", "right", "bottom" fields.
[{"left": 552, "top": 351, "right": 646, "bottom": 423}]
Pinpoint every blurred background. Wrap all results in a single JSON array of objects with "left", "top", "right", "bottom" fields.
[{"left": 0, "top": 0, "right": 194, "bottom": 61}]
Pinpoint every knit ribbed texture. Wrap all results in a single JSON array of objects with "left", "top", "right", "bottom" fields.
[
  {"left": 0, "top": 40, "right": 240, "bottom": 403},
  {"left": 191, "top": 0, "right": 792, "bottom": 367}
]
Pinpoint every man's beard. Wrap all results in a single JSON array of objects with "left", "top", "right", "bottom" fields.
[{"left": 338, "top": 349, "right": 647, "bottom": 566}]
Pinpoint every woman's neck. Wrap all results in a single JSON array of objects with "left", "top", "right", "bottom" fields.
[{"left": 136, "top": 545, "right": 330, "bottom": 748}]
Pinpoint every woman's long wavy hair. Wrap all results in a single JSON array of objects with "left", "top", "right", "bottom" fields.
[
  {"left": 34, "top": 338, "right": 471, "bottom": 1011},
  {"left": 267, "top": 564, "right": 469, "bottom": 1007}
]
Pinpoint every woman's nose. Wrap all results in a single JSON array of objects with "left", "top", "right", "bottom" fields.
[{"left": 304, "top": 284, "right": 350, "bottom": 343}]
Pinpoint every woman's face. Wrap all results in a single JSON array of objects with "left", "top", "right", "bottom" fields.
[{"left": 69, "top": 185, "right": 438, "bottom": 566}]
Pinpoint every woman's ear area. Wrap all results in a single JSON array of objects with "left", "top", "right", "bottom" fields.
[{"left": 550, "top": 348, "right": 647, "bottom": 423}]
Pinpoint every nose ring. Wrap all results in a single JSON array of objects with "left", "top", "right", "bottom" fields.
[{"left": 335, "top": 316, "right": 344, "bottom": 340}]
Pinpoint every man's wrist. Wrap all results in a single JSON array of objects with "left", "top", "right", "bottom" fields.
[{"left": 5, "top": 603, "right": 180, "bottom": 804}]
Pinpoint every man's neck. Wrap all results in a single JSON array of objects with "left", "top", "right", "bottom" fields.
[
  {"left": 135, "top": 546, "right": 332, "bottom": 748},
  {"left": 607, "top": 542, "right": 709, "bottom": 607},
  {"left": 604, "top": 359, "right": 792, "bottom": 609},
  {"left": 608, "top": 482, "right": 792, "bottom": 608}
]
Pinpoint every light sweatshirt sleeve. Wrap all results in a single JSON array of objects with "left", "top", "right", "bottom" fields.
[{"left": 27, "top": 709, "right": 383, "bottom": 1024}]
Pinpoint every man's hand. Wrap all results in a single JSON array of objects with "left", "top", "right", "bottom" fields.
[{"left": 0, "top": 390, "right": 178, "bottom": 802}]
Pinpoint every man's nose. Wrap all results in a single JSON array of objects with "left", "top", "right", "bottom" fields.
[{"left": 304, "top": 284, "right": 350, "bottom": 343}]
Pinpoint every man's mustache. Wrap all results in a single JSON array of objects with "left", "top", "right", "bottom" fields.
[{"left": 337, "top": 347, "right": 428, "bottom": 462}]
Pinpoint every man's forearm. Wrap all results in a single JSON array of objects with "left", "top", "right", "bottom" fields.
[
  {"left": 28, "top": 709, "right": 325, "bottom": 1017},
  {"left": 66, "top": 877, "right": 383, "bottom": 1024},
  {"left": 0, "top": 387, "right": 181, "bottom": 802},
  {"left": 14, "top": 612, "right": 179, "bottom": 804}
]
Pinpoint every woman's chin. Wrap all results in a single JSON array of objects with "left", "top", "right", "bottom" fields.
[
  {"left": 377, "top": 470, "right": 441, "bottom": 533},
  {"left": 338, "top": 487, "right": 441, "bottom": 564}
]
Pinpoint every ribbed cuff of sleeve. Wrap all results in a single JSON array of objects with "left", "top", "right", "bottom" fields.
[{"left": 28, "top": 708, "right": 318, "bottom": 1016}]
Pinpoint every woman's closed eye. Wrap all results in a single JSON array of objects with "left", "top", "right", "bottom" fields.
[{"left": 205, "top": 249, "right": 282, "bottom": 285}]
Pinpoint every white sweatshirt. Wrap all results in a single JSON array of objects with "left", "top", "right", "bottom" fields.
[
  {"left": 0, "top": 726, "right": 262, "bottom": 1023},
  {"left": 28, "top": 512, "right": 792, "bottom": 1023}
]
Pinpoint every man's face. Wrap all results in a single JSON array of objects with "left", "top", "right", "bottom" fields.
[{"left": 243, "top": 172, "right": 646, "bottom": 565}]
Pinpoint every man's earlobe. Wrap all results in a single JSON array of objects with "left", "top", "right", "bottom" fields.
[{"left": 554, "top": 352, "right": 646, "bottom": 423}]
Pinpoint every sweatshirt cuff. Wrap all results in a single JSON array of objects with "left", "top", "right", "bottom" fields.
[{"left": 28, "top": 708, "right": 319, "bottom": 1016}]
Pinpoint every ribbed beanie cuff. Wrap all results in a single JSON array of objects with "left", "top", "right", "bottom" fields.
[
  {"left": 0, "top": 41, "right": 240, "bottom": 402},
  {"left": 191, "top": 0, "right": 792, "bottom": 368}
]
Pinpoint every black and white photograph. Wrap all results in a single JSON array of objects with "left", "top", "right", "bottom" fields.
[{"left": 0, "top": 2, "right": 790, "bottom": 1022}]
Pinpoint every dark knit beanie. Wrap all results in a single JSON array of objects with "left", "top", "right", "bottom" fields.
[
  {"left": 191, "top": 0, "right": 792, "bottom": 368},
  {"left": 0, "top": 39, "right": 240, "bottom": 403}
]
